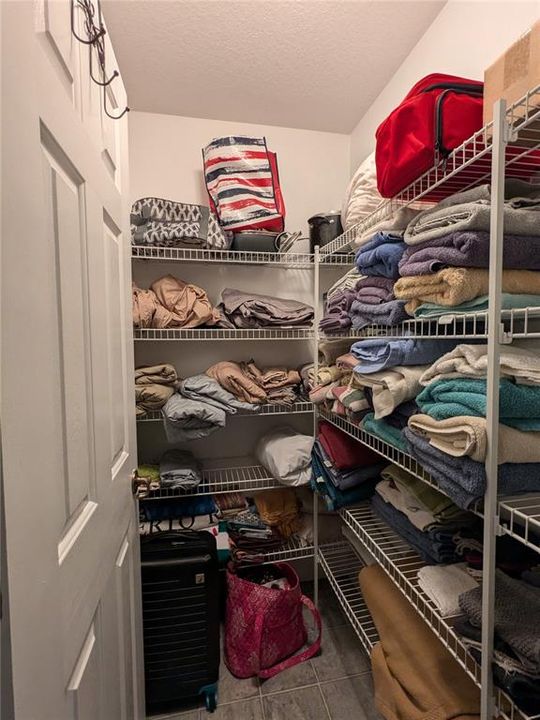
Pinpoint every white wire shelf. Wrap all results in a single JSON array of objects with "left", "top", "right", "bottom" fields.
[
  {"left": 319, "top": 542, "right": 379, "bottom": 655},
  {"left": 498, "top": 494, "right": 540, "bottom": 556},
  {"left": 137, "top": 401, "right": 314, "bottom": 423},
  {"left": 340, "top": 504, "right": 534, "bottom": 720},
  {"left": 321, "top": 84, "right": 540, "bottom": 256},
  {"left": 133, "top": 327, "right": 315, "bottom": 341},
  {"left": 141, "top": 459, "right": 282, "bottom": 499},
  {"left": 260, "top": 537, "right": 315, "bottom": 564},
  {"left": 320, "top": 306, "right": 540, "bottom": 343},
  {"left": 131, "top": 245, "right": 354, "bottom": 267}
]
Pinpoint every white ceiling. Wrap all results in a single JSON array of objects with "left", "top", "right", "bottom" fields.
[{"left": 102, "top": 0, "right": 446, "bottom": 133}]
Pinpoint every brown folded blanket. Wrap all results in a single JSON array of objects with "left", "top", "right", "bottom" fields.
[
  {"left": 135, "top": 384, "right": 175, "bottom": 414},
  {"left": 394, "top": 267, "right": 540, "bottom": 314},
  {"left": 359, "top": 565, "right": 480, "bottom": 720},
  {"left": 135, "top": 363, "right": 180, "bottom": 387},
  {"left": 254, "top": 488, "right": 302, "bottom": 539},
  {"left": 206, "top": 361, "right": 267, "bottom": 404},
  {"left": 132, "top": 283, "right": 157, "bottom": 328},
  {"left": 151, "top": 274, "right": 220, "bottom": 328}
]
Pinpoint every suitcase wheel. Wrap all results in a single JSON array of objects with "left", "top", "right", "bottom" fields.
[{"left": 200, "top": 684, "right": 218, "bottom": 713}]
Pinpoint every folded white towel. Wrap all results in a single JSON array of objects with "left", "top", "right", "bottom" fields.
[
  {"left": 420, "top": 343, "right": 540, "bottom": 386},
  {"left": 353, "top": 365, "right": 426, "bottom": 419},
  {"left": 417, "top": 564, "right": 479, "bottom": 618},
  {"left": 408, "top": 414, "right": 540, "bottom": 464}
]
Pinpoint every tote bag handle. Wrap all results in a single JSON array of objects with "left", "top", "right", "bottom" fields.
[{"left": 254, "top": 595, "right": 322, "bottom": 680}]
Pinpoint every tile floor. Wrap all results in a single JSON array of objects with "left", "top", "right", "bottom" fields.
[{"left": 151, "top": 579, "right": 382, "bottom": 720}]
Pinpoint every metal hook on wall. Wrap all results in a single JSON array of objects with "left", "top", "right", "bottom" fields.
[{"left": 71, "top": 0, "right": 129, "bottom": 119}]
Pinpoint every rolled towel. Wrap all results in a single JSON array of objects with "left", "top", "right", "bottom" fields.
[
  {"left": 408, "top": 414, "right": 540, "bottom": 464},
  {"left": 394, "top": 268, "right": 540, "bottom": 314},
  {"left": 420, "top": 343, "right": 540, "bottom": 386}
]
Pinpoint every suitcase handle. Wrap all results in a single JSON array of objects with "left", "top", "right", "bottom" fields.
[{"left": 254, "top": 595, "right": 322, "bottom": 680}]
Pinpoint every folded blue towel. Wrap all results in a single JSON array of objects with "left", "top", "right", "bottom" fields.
[
  {"left": 371, "top": 494, "right": 460, "bottom": 564},
  {"left": 417, "top": 377, "right": 540, "bottom": 431},
  {"left": 313, "top": 440, "right": 384, "bottom": 490},
  {"left": 351, "top": 337, "right": 460, "bottom": 373},
  {"left": 362, "top": 412, "right": 408, "bottom": 451},
  {"left": 311, "top": 450, "right": 377, "bottom": 510},
  {"left": 355, "top": 231, "right": 406, "bottom": 279},
  {"left": 404, "top": 427, "right": 540, "bottom": 509}
]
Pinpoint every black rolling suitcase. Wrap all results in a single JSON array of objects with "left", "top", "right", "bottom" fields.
[{"left": 141, "top": 530, "right": 220, "bottom": 713}]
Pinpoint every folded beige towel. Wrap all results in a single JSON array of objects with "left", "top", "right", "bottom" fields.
[
  {"left": 417, "top": 564, "right": 478, "bottom": 618},
  {"left": 307, "top": 364, "right": 345, "bottom": 387},
  {"left": 420, "top": 343, "right": 540, "bottom": 386},
  {"left": 135, "top": 384, "right": 174, "bottom": 413},
  {"left": 353, "top": 365, "right": 426, "bottom": 419},
  {"left": 394, "top": 268, "right": 540, "bottom": 314},
  {"left": 408, "top": 413, "right": 540, "bottom": 464}
]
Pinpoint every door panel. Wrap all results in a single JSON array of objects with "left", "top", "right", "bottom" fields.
[{"left": 1, "top": 2, "right": 144, "bottom": 718}]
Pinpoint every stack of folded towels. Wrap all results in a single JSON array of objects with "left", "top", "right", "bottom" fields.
[
  {"left": 133, "top": 278, "right": 314, "bottom": 331},
  {"left": 404, "top": 343, "right": 540, "bottom": 509},
  {"left": 135, "top": 363, "right": 181, "bottom": 417},
  {"left": 346, "top": 337, "right": 460, "bottom": 450},
  {"left": 372, "top": 463, "right": 479, "bottom": 564},
  {"left": 216, "top": 288, "right": 314, "bottom": 328},
  {"left": 311, "top": 421, "right": 385, "bottom": 510},
  {"left": 319, "top": 180, "right": 540, "bottom": 334},
  {"left": 456, "top": 569, "right": 540, "bottom": 714},
  {"left": 226, "top": 488, "right": 306, "bottom": 563},
  {"left": 395, "top": 179, "right": 540, "bottom": 319},
  {"left": 161, "top": 360, "right": 305, "bottom": 442}
]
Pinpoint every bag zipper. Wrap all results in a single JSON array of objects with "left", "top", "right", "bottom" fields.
[{"left": 434, "top": 85, "right": 483, "bottom": 157}]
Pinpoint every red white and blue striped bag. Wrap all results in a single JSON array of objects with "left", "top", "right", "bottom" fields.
[{"left": 203, "top": 136, "right": 285, "bottom": 233}]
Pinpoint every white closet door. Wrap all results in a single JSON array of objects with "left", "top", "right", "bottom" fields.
[{"left": 1, "top": 2, "right": 144, "bottom": 719}]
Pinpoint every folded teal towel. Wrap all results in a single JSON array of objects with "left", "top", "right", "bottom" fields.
[
  {"left": 417, "top": 378, "right": 540, "bottom": 430},
  {"left": 362, "top": 412, "right": 408, "bottom": 450},
  {"left": 413, "top": 294, "right": 540, "bottom": 318}
]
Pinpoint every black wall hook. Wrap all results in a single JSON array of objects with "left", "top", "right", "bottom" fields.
[{"left": 71, "top": 0, "right": 129, "bottom": 120}]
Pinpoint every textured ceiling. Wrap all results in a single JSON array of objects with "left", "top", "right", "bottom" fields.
[{"left": 102, "top": 0, "right": 446, "bottom": 133}]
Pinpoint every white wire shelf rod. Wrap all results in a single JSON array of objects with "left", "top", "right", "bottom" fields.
[
  {"left": 133, "top": 327, "right": 315, "bottom": 341},
  {"left": 137, "top": 402, "right": 314, "bottom": 423}
]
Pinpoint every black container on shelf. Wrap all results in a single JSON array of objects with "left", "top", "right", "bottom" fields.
[{"left": 308, "top": 212, "right": 343, "bottom": 252}]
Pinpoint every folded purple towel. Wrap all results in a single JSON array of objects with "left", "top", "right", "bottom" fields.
[
  {"left": 319, "top": 313, "right": 351, "bottom": 332},
  {"left": 355, "top": 276, "right": 395, "bottom": 305},
  {"left": 350, "top": 299, "right": 409, "bottom": 330},
  {"left": 398, "top": 231, "right": 540, "bottom": 276}
]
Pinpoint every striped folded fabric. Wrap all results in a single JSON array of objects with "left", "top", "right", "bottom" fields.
[{"left": 203, "top": 135, "right": 284, "bottom": 232}]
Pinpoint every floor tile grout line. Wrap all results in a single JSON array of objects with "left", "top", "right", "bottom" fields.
[
  {"left": 260, "top": 680, "right": 320, "bottom": 697},
  {"left": 318, "top": 682, "right": 333, "bottom": 720}
]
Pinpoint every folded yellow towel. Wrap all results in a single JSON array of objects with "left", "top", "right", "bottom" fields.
[{"left": 394, "top": 268, "right": 540, "bottom": 314}]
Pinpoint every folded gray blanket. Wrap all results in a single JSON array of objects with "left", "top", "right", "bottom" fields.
[
  {"left": 399, "top": 230, "right": 540, "bottom": 276},
  {"left": 218, "top": 288, "right": 314, "bottom": 328},
  {"left": 459, "top": 569, "right": 540, "bottom": 670},
  {"left": 159, "top": 449, "right": 202, "bottom": 489},
  {"left": 180, "top": 374, "right": 259, "bottom": 414},
  {"left": 405, "top": 180, "right": 540, "bottom": 245},
  {"left": 350, "top": 299, "right": 409, "bottom": 330},
  {"left": 162, "top": 393, "right": 226, "bottom": 443}
]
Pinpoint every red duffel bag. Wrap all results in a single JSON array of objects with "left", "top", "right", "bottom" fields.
[{"left": 375, "top": 73, "right": 484, "bottom": 198}]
